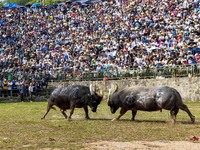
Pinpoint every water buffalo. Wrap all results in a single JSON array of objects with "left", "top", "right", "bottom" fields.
[
  {"left": 107, "top": 85, "right": 195, "bottom": 123},
  {"left": 41, "top": 84, "right": 103, "bottom": 120}
]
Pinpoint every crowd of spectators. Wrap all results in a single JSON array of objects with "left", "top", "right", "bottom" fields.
[
  {"left": 0, "top": 77, "right": 48, "bottom": 100},
  {"left": 0, "top": 0, "right": 200, "bottom": 85}
]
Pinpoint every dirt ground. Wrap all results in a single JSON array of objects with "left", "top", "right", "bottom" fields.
[{"left": 82, "top": 140, "right": 200, "bottom": 150}]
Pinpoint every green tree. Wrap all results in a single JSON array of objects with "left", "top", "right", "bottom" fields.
[
  {"left": 1, "top": 0, "right": 64, "bottom": 6},
  {"left": 6, "top": 0, "right": 33, "bottom": 5}
]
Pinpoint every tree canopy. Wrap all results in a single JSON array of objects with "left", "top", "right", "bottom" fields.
[{"left": 1, "top": 0, "right": 65, "bottom": 7}]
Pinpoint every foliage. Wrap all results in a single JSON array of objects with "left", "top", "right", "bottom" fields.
[
  {"left": 1, "top": 0, "right": 64, "bottom": 6},
  {"left": 0, "top": 101, "right": 199, "bottom": 149},
  {"left": 6, "top": 0, "right": 30, "bottom": 5},
  {"left": 0, "top": 2, "right": 4, "bottom": 8}
]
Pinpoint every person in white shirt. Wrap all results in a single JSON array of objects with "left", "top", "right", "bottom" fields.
[
  {"left": 28, "top": 83, "right": 34, "bottom": 102},
  {"left": 7, "top": 80, "right": 13, "bottom": 97}
]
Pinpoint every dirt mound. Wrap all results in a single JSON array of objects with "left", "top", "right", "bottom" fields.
[{"left": 82, "top": 141, "right": 200, "bottom": 150}]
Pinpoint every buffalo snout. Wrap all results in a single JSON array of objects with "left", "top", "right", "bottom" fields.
[
  {"left": 110, "top": 107, "right": 117, "bottom": 114},
  {"left": 91, "top": 107, "right": 97, "bottom": 112}
]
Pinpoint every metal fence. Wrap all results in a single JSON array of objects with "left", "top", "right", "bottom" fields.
[
  {"left": 0, "top": 64, "right": 200, "bottom": 82},
  {"left": 77, "top": 64, "right": 199, "bottom": 81}
]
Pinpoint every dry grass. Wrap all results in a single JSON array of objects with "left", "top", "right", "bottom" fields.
[{"left": 0, "top": 101, "right": 199, "bottom": 149}]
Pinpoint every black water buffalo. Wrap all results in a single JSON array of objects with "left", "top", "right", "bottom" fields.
[
  {"left": 41, "top": 84, "right": 103, "bottom": 120},
  {"left": 107, "top": 85, "right": 195, "bottom": 123}
]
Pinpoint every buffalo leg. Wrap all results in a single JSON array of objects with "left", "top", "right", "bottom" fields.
[
  {"left": 83, "top": 106, "right": 90, "bottom": 120},
  {"left": 131, "top": 110, "right": 137, "bottom": 121},
  {"left": 41, "top": 107, "right": 51, "bottom": 120},
  {"left": 112, "top": 108, "right": 128, "bottom": 121},
  {"left": 60, "top": 109, "right": 68, "bottom": 119},
  {"left": 179, "top": 104, "right": 195, "bottom": 123},
  {"left": 68, "top": 106, "right": 75, "bottom": 121},
  {"left": 170, "top": 109, "right": 179, "bottom": 123}
]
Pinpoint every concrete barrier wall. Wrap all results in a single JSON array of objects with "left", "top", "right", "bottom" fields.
[{"left": 48, "top": 77, "right": 200, "bottom": 102}]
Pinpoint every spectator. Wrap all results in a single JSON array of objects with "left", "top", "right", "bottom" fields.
[
  {"left": 7, "top": 80, "right": 13, "bottom": 97},
  {"left": 2, "top": 78, "right": 8, "bottom": 97},
  {"left": 19, "top": 84, "right": 24, "bottom": 102},
  {"left": 28, "top": 83, "right": 34, "bottom": 102},
  {"left": 40, "top": 77, "right": 48, "bottom": 89},
  {"left": 12, "top": 80, "right": 18, "bottom": 96},
  {"left": 35, "top": 81, "right": 41, "bottom": 94},
  {"left": 0, "top": 0, "right": 199, "bottom": 82},
  {"left": 0, "top": 81, "right": 3, "bottom": 97}
]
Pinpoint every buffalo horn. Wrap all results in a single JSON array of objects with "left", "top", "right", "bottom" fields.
[
  {"left": 107, "top": 89, "right": 111, "bottom": 102},
  {"left": 114, "top": 83, "right": 118, "bottom": 92},
  {"left": 99, "top": 89, "right": 104, "bottom": 96},
  {"left": 95, "top": 84, "right": 97, "bottom": 92},
  {"left": 90, "top": 84, "right": 94, "bottom": 95},
  {"left": 107, "top": 84, "right": 118, "bottom": 102}
]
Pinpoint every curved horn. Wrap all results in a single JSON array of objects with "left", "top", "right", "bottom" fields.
[
  {"left": 99, "top": 89, "right": 104, "bottom": 97},
  {"left": 90, "top": 84, "right": 94, "bottom": 95},
  {"left": 95, "top": 84, "right": 97, "bottom": 92},
  {"left": 107, "top": 84, "right": 118, "bottom": 102},
  {"left": 114, "top": 83, "right": 119, "bottom": 93},
  {"left": 98, "top": 89, "right": 104, "bottom": 100},
  {"left": 107, "top": 89, "right": 111, "bottom": 102}
]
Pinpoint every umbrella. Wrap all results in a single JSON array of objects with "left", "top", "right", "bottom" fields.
[
  {"left": 31, "top": 3, "right": 41, "bottom": 8},
  {"left": 57, "top": 2, "right": 66, "bottom": 5},
  {"left": 3, "top": 3, "right": 11, "bottom": 9},
  {"left": 11, "top": 3, "right": 19, "bottom": 8},
  {"left": 3, "top": 3, "right": 19, "bottom": 9}
]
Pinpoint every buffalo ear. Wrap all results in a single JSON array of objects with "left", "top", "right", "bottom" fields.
[{"left": 99, "top": 95, "right": 103, "bottom": 100}]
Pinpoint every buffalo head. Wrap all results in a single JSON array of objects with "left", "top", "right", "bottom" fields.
[
  {"left": 87, "top": 84, "right": 103, "bottom": 112},
  {"left": 108, "top": 99, "right": 119, "bottom": 114}
]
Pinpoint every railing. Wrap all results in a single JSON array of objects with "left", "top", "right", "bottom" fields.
[
  {"left": 0, "top": 88, "right": 50, "bottom": 97},
  {"left": 0, "top": 64, "right": 200, "bottom": 82},
  {"left": 1, "top": 64, "right": 200, "bottom": 101},
  {"left": 68, "top": 64, "right": 200, "bottom": 81}
]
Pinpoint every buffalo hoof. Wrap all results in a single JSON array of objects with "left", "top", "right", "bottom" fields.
[
  {"left": 85, "top": 117, "right": 90, "bottom": 120},
  {"left": 130, "top": 118, "right": 135, "bottom": 121},
  {"left": 191, "top": 116, "right": 195, "bottom": 123},
  {"left": 171, "top": 119, "right": 176, "bottom": 124},
  {"left": 67, "top": 118, "right": 72, "bottom": 121},
  {"left": 41, "top": 117, "right": 45, "bottom": 120}
]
